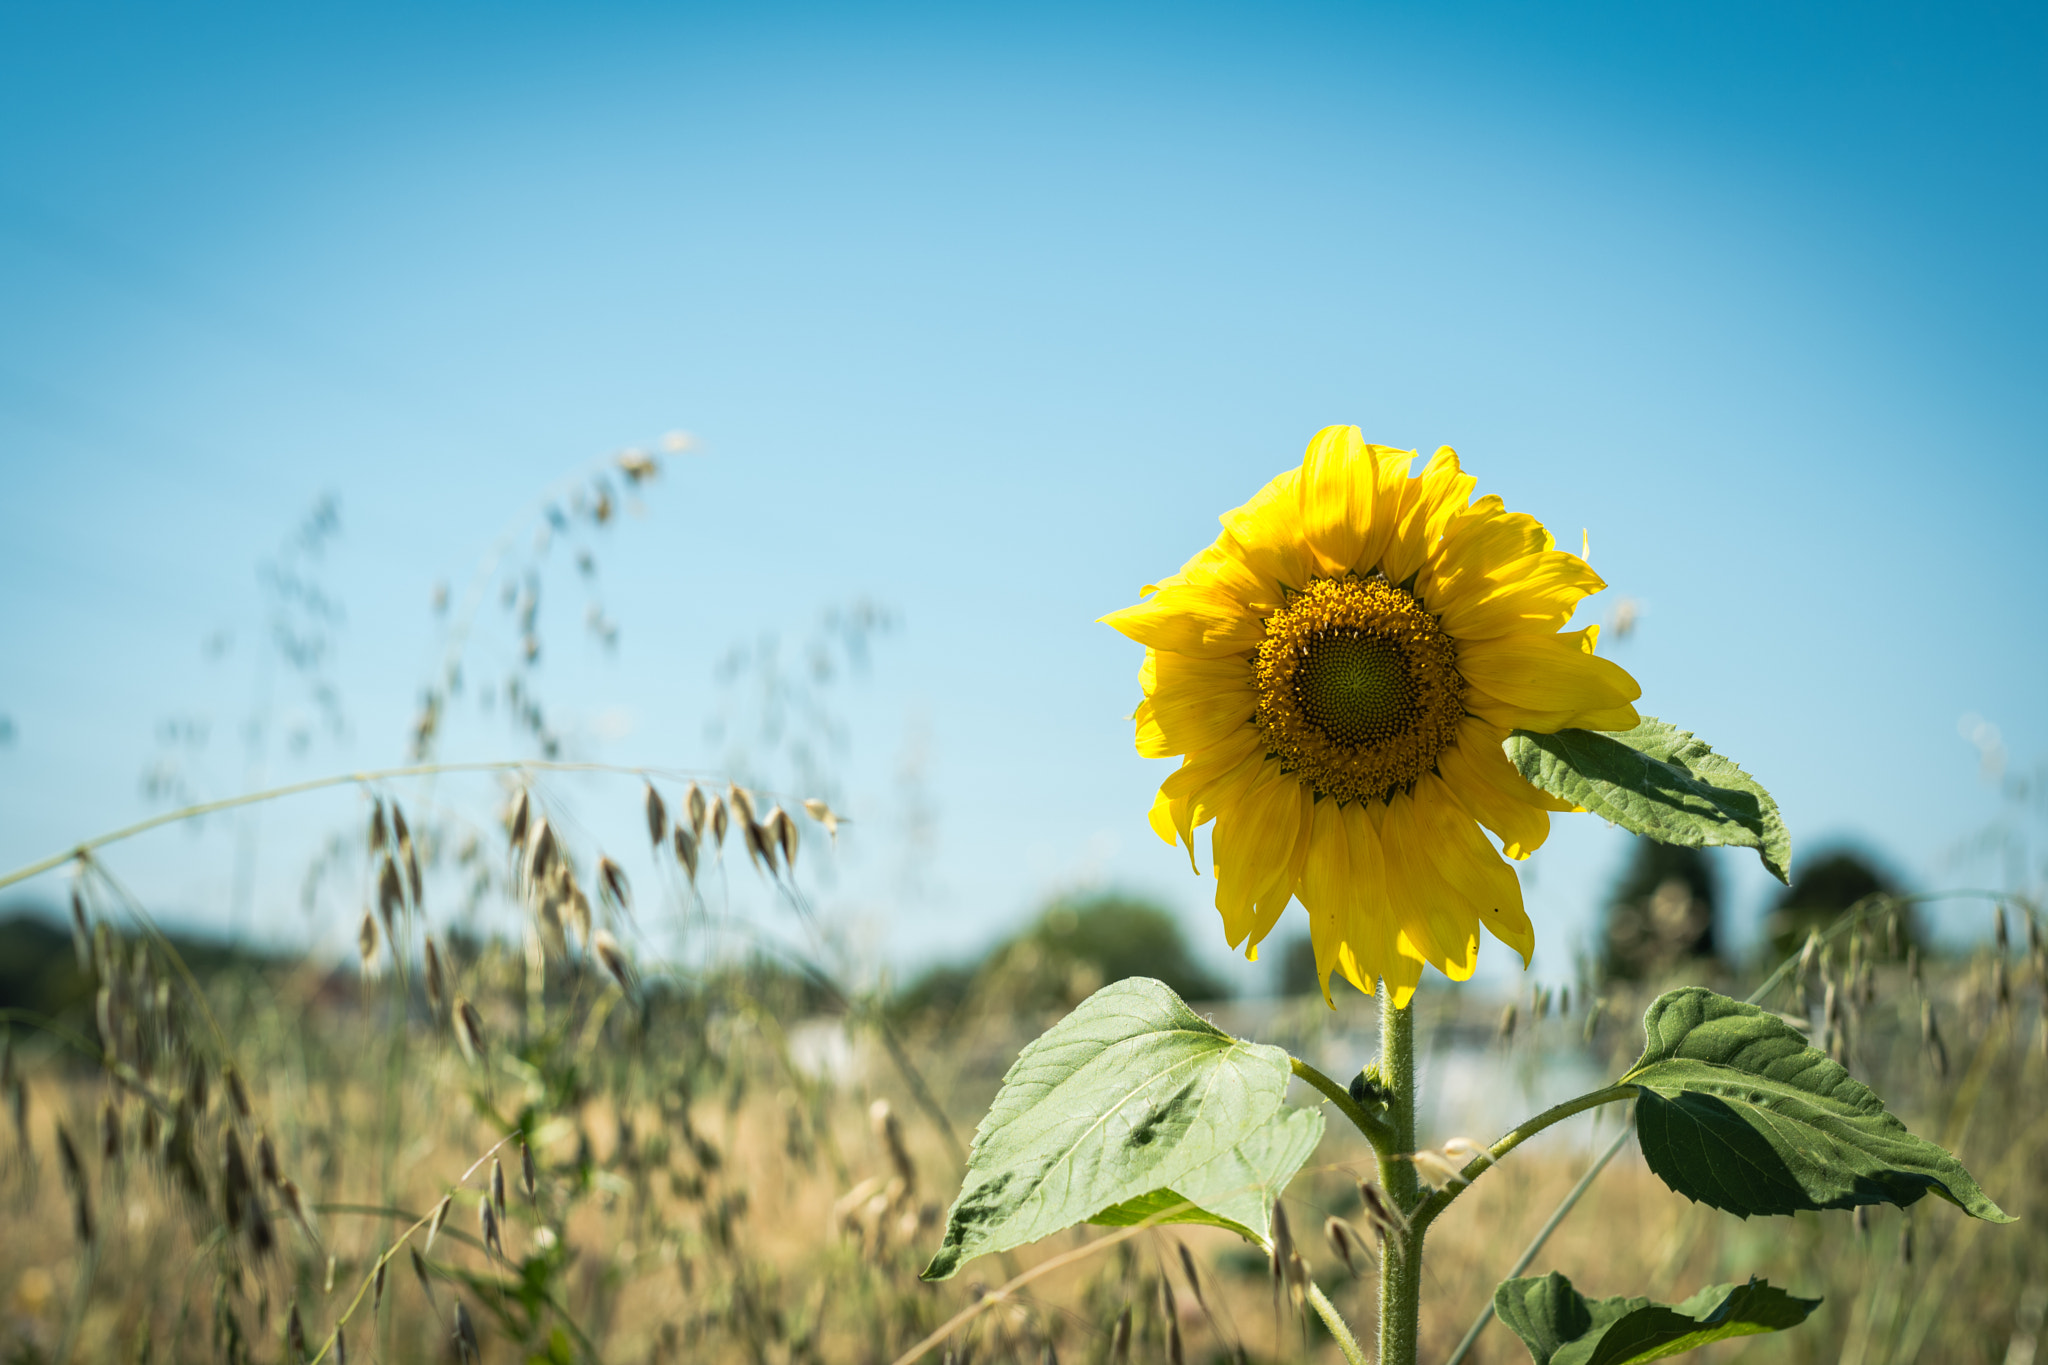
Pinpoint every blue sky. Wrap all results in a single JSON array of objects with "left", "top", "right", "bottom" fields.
[{"left": 1, "top": 0, "right": 2042, "bottom": 992}]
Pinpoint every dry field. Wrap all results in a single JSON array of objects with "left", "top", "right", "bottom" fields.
[{"left": 0, "top": 920, "right": 2039, "bottom": 1365}]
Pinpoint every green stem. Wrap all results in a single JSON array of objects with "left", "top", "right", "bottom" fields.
[
  {"left": 1378, "top": 987, "right": 1422, "bottom": 1365},
  {"left": 1410, "top": 1084, "right": 1639, "bottom": 1235},
  {"left": 1306, "top": 1280, "right": 1371, "bottom": 1365},
  {"left": 1290, "top": 1055, "right": 1396, "bottom": 1155},
  {"left": 1442, "top": 1120, "right": 1634, "bottom": 1365}
]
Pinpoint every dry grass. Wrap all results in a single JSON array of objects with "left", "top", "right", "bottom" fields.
[{"left": 0, "top": 911, "right": 2040, "bottom": 1365}]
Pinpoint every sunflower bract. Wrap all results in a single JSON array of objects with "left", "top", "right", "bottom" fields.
[{"left": 1100, "top": 425, "right": 1641, "bottom": 1007}]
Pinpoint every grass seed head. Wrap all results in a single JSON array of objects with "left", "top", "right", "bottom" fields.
[
  {"left": 802, "top": 798, "right": 842, "bottom": 842},
  {"left": 357, "top": 912, "right": 382, "bottom": 977},
  {"left": 70, "top": 888, "right": 90, "bottom": 972},
  {"left": 373, "top": 1259, "right": 387, "bottom": 1314},
  {"left": 480, "top": 1197, "right": 502, "bottom": 1259},
  {"left": 644, "top": 783, "right": 667, "bottom": 846},
  {"left": 56, "top": 1125, "right": 93, "bottom": 1244},
  {"left": 709, "top": 795, "right": 729, "bottom": 849},
  {"left": 454, "top": 1000, "right": 486, "bottom": 1066},
  {"left": 1109, "top": 1307, "right": 1131, "bottom": 1365},
  {"left": 526, "top": 818, "right": 557, "bottom": 887},
  {"left": 454, "top": 1301, "right": 480, "bottom": 1364},
  {"left": 287, "top": 1302, "right": 306, "bottom": 1361},
  {"left": 1497, "top": 1002, "right": 1517, "bottom": 1044},
  {"left": 742, "top": 816, "right": 777, "bottom": 877},
  {"left": 593, "top": 931, "right": 633, "bottom": 994},
  {"left": 491, "top": 1157, "right": 508, "bottom": 1222},
  {"left": 685, "top": 782, "right": 707, "bottom": 838},
  {"left": 1356, "top": 1180, "right": 1405, "bottom": 1239},
  {"left": 100, "top": 1097, "right": 120, "bottom": 1160},
  {"left": 1325, "top": 1216, "right": 1363, "bottom": 1275},
  {"left": 673, "top": 825, "right": 699, "bottom": 883},
  {"left": 508, "top": 788, "right": 530, "bottom": 850},
  {"left": 367, "top": 799, "right": 388, "bottom": 857},
  {"left": 728, "top": 783, "right": 755, "bottom": 825},
  {"left": 598, "top": 857, "right": 631, "bottom": 912},
  {"left": 424, "top": 936, "right": 447, "bottom": 1015},
  {"left": 521, "top": 1140, "right": 537, "bottom": 1199},
  {"left": 410, "top": 1244, "right": 434, "bottom": 1305},
  {"left": 376, "top": 857, "right": 404, "bottom": 935},
  {"left": 767, "top": 807, "right": 798, "bottom": 870},
  {"left": 256, "top": 1130, "right": 282, "bottom": 1186},
  {"left": 224, "top": 1064, "right": 251, "bottom": 1121},
  {"left": 426, "top": 1194, "right": 452, "bottom": 1254},
  {"left": 567, "top": 884, "right": 593, "bottom": 948},
  {"left": 334, "top": 1323, "right": 347, "bottom": 1365},
  {"left": 1997, "top": 904, "right": 2011, "bottom": 954}
]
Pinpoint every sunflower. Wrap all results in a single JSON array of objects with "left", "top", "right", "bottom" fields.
[{"left": 1101, "top": 426, "right": 1641, "bottom": 1007}]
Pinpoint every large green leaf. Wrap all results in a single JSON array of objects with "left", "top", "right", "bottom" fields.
[
  {"left": 921, "top": 978, "right": 1309, "bottom": 1281},
  {"left": 1089, "top": 1105, "right": 1323, "bottom": 1242},
  {"left": 1495, "top": 1271, "right": 1819, "bottom": 1365},
  {"left": 1622, "top": 988, "right": 2011, "bottom": 1221},
  {"left": 1506, "top": 718, "right": 1791, "bottom": 883}
]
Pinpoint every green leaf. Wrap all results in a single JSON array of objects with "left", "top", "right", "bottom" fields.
[
  {"left": 1506, "top": 717, "right": 1791, "bottom": 883},
  {"left": 1089, "top": 1105, "right": 1323, "bottom": 1242},
  {"left": 1495, "top": 1271, "right": 1820, "bottom": 1365},
  {"left": 1622, "top": 988, "right": 2012, "bottom": 1222},
  {"left": 921, "top": 978, "right": 1307, "bottom": 1281}
]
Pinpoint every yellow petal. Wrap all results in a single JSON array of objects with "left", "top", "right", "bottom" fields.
[
  {"left": 1456, "top": 627, "right": 1642, "bottom": 731},
  {"left": 1379, "top": 446, "right": 1477, "bottom": 586},
  {"left": 1147, "top": 788, "right": 1181, "bottom": 847},
  {"left": 1244, "top": 779, "right": 1313, "bottom": 954},
  {"left": 1159, "top": 533, "right": 1280, "bottom": 615},
  {"left": 1100, "top": 582, "right": 1262, "bottom": 658},
  {"left": 1155, "top": 726, "right": 1265, "bottom": 851},
  {"left": 1218, "top": 467, "right": 1315, "bottom": 593},
  {"left": 1433, "top": 550, "right": 1607, "bottom": 641},
  {"left": 1295, "top": 427, "right": 1413, "bottom": 578},
  {"left": 1413, "top": 774, "right": 1533, "bottom": 968},
  {"left": 1372, "top": 793, "right": 1480, "bottom": 981},
  {"left": 1212, "top": 761, "right": 1305, "bottom": 951},
  {"left": 1424, "top": 507, "right": 1552, "bottom": 613},
  {"left": 1298, "top": 799, "right": 1356, "bottom": 1006},
  {"left": 1135, "top": 653, "right": 1255, "bottom": 757},
  {"left": 1296, "top": 425, "right": 1374, "bottom": 577},
  {"left": 1435, "top": 720, "right": 1557, "bottom": 858}
]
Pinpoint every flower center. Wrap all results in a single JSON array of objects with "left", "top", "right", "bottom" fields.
[{"left": 1253, "top": 575, "right": 1467, "bottom": 803}]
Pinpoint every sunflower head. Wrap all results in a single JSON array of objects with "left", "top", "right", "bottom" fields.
[{"left": 1101, "top": 426, "right": 1641, "bottom": 1008}]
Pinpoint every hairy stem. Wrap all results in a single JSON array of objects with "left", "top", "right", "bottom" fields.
[
  {"left": 1307, "top": 1279, "right": 1371, "bottom": 1365},
  {"left": 1410, "top": 1084, "right": 1639, "bottom": 1234},
  {"left": 1378, "top": 988, "right": 1422, "bottom": 1365},
  {"left": 1442, "top": 1119, "right": 1635, "bottom": 1365},
  {"left": 1290, "top": 1055, "right": 1396, "bottom": 1156}
]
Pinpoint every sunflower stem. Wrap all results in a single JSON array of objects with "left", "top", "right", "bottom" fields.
[
  {"left": 1307, "top": 1279, "right": 1371, "bottom": 1365},
  {"left": 1377, "top": 986, "right": 1423, "bottom": 1365},
  {"left": 1289, "top": 1056, "right": 1397, "bottom": 1156}
]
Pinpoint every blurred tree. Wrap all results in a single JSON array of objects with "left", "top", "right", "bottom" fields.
[
  {"left": 895, "top": 891, "right": 1225, "bottom": 1020},
  {"left": 1764, "top": 848, "right": 1910, "bottom": 962},
  {"left": 1601, "top": 840, "right": 1720, "bottom": 981}
]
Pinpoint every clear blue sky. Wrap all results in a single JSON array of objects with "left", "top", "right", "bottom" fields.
[{"left": 1, "top": 0, "right": 2042, "bottom": 991}]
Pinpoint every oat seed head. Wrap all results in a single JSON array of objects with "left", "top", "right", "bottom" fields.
[
  {"left": 767, "top": 806, "right": 798, "bottom": 870},
  {"left": 673, "top": 825, "right": 699, "bottom": 883},
  {"left": 593, "top": 931, "right": 633, "bottom": 994},
  {"left": 454, "top": 1000, "right": 486, "bottom": 1066},
  {"left": 644, "top": 783, "right": 667, "bottom": 847}
]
